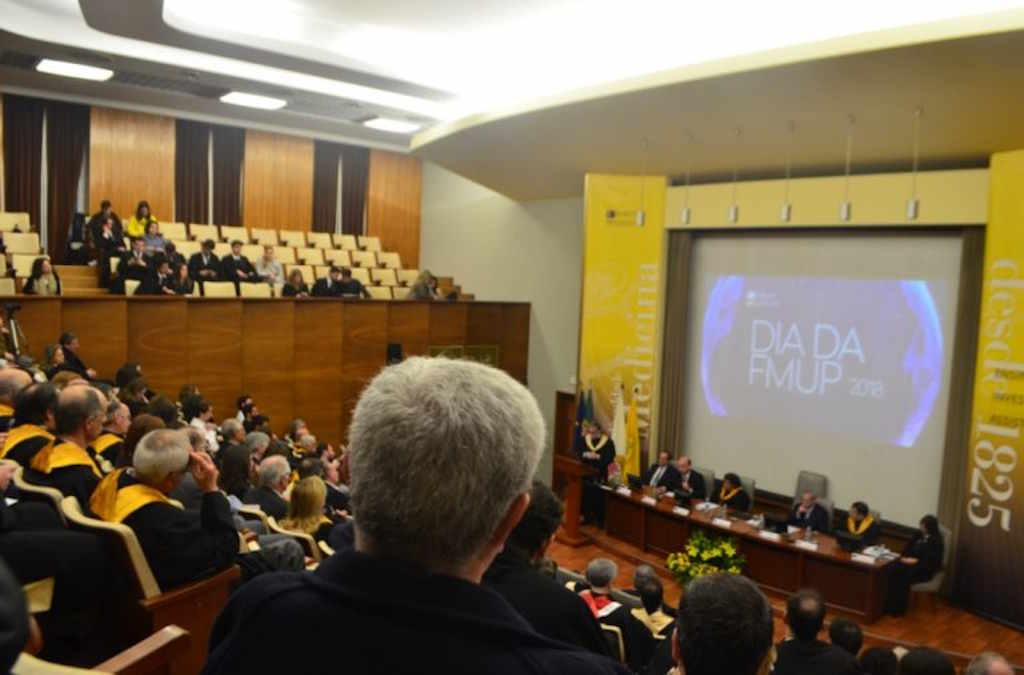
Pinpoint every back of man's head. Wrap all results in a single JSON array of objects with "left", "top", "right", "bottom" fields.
[
  {"left": 966, "top": 652, "right": 1013, "bottom": 675},
  {"left": 634, "top": 563, "right": 656, "bottom": 588},
  {"left": 244, "top": 431, "right": 270, "bottom": 454},
  {"left": 221, "top": 418, "right": 243, "bottom": 441},
  {"left": 829, "top": 617, "right": 863, "bottom": 656},
  {"left": 584, "top": 558, "right": 618, "bottom": 590},
  {"left": 348, "top": 357, "right": 544, "bottom": 575},
  {"left": 899, "top": 648, "right": 955, "bottom": 675},
  {"left": 133, "top": 429, "right": 189, "bottom": 485},
  {"left": 181, "top": 395, "right": 209, "bottom": 422},
  {"left": 786, "top": 588, "right": 826, "bottom": 641},
  {"left": 505, "top": 480, "right": 563, "bottom": 559},
  {"left": 257, "top": 455, "right": 290, "bottom": 490},
  {"left": 146, "top": 395, "right": 179, "bottom": 426},
  {"left": 676, "top": 574, "right": 773, "bottom": 675},
  {"left": 13, "top": 382, "right": 57, "bottom": 427},
  {"left": 638, "top": 577, "right": 664, "bottom": 614},
  {"left": 859, "top": 647, "right": 900, "bottom": 675},
  {"left": 55, "top": 386, "right": 103, "bottom": 436},
  {"left": 298, "top": 457, "right": 324, "bottom": 479},
  {"left": 0, "top": 368, "right": 31, "bottom": 405}
]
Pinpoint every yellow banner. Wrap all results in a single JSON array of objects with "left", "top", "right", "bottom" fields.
[
  {"left": 578, "top": 174, "right": 665, "bottom": 465},
  {"left": 954, "top": 150, "right": 1024, "bottom": 628}
]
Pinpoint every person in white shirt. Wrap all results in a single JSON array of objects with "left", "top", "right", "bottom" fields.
[
  {"left": 254, "top": 246, "right": 284, "bottom": 285},
  {"left": 183, "top": 394, "right": 219, "bottom": 454}
]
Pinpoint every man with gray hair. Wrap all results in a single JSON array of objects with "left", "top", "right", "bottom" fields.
[
  {"left": 219, "top": 418, "right": 245, "bottom": 450},
  {"left": 0, "top": 367, "right": 31, "bottom": 431},
  {"left": 244, "top": 431, "right": 270, "bottom": 463},
  {"left": 966, "top": 652, "right": 1013, "bottom": 675},
  {"left": 579, "top": 558, "right": 654, "bottom": 670},
  {"left": 242, "top": 455, "right": 290, "bottom": 519},
  {"left": 204, "top": 357, "right": 628, "bottom": 674}
]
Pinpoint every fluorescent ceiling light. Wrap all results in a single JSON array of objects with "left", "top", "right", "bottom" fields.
[
  {"left": 220, "top": 91, "right": 287, "bottom": 110},
  {"left": 36, "top": 58, "right": 112, "bottom": 81},
  {"left": 363, "top": 118, "right": 421, "bottom": 134}
]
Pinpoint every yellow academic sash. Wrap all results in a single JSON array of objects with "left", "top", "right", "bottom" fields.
[
  {"left": 90, "top": 433, "right": 122, "bottom": 457},
  {"left": 720, "top": 486, "right": 742, "bottom": 502},
  {"left": 89, "top": 470, "right": 171, "bottom": 523},
  {"left": 30, "top": 440, "right": 102, "bottom": 478},
  {"left": 847, "top": 515, "right": 875, "bottom": 535},
  {"left": 0, "top": 424, "right": 53, "bottom": 460},
  {"left": 0, "top": 404, "right": 13, "bottom": 417}
]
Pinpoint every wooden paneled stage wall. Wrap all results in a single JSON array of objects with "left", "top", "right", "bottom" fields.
[
  {"left": 242, "top": 130, "right": 314, "bottom": 230},
  {"left": 13, "top": 298, "right": 528, "bottom": 446},
  {"left": 88, "top": 108, "right": 176, "bottom": 219},
  {"left": 367, "top": 149, "right": 422, "bottom": 268}
]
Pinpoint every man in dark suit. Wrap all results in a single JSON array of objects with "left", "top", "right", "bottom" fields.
[
  {"left": 675, "top": 456, "right": 707, "bottom": 501},
  {"left": 641, "top": 451, "right": 682, "bottom": 492},
  {"left": 117, "top": 237, "right": 151, "bottom": 285},
  {"left": 242, "top": 455, "right": 290, "bottom": 519},
  {"left": 312, "top": 265, "right": 344, "bottom": 297},
  {"left": 188, "top": 239, "right": 220, "bottom": 285},
  {"left": 57, "top": 332, "right": 96, "bottom": 380},
  {"left": 219, "top": 240, "right": 257, "bottom": 284},
  {"left": 774, "top": 589, "right": 860, "bottom": 675},
  {"left": 787, "top": 492, "right": 830, "bottom": 533},
  {"left": 484, "top": 481, "right": 611, "bottom": 658},
  {"left": 138, "top": 257, "right": 175, "bottom": 296}
]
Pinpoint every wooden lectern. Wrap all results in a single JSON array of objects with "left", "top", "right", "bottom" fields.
[{"left": 554, "top": 454, "right": 596, "bottom": 547}]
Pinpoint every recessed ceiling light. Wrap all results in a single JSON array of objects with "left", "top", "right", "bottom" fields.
[
  {"left": 36, "top": 58, "right": 113, "bottom": 81},
  {"left": 363, "top": 118, "right": 421, "bottom": 134},
  {"left": 220, "top": 91, "right": 287, "bottom": 110}
]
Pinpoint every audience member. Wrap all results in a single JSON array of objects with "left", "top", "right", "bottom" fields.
[
  {"left": 338, "top": 267, "right": 370, "bottom": 298},
  {"left": 220, "top": 240, "right": 256, "bottom": 283},
  {"left": 674, "top": 456, "right": 706, "bottom": 500},
  {"left": 281, "top": 268, "right": 310, "bottom": 297},
  {"left": 579, "top": 558, "right": 654, "bottom": 670},
  {"left": 632, "top": 577, "right": 674, "bottom": 638},
  {"left": 774, "top": 589, "right": 859, "bottom": 675},
  {"left": 116, "top": 414, "right": 165, "bottom": 469},
  {"left": 244, "top": 431, "right": 270, "bottom": 465},
  {"left": 312, "top": 265, "right": 344, "bottom": 297},
  {"left": 846, "top": 501, "right": 882, "bottom": 546},
  {"left": 641, "top": 451, "right": 681, "bottom": 492},
  {"left": 859, "top": 647, "right": 900, "bottom": 675},
  {"left": 114, "top": 362, "right": 143, "bottom": 389},
  {"left": 142, "top": 221, "right": 166, "bottom": 252},
  {"left": 87, "top": 200, "right": 122, "bottom": 237},
  {"left": 672, "top": 574, "right": 775, "bottom": 675},
  {"left": 788, "top": 491, "right": 830, "bottom": 533},
  {"left": 829, "top": 617, "right": 863, "bottom": 658},
  {"left": 717, "top": 472, "right": 751, "bottom": 511},
  {"left": 58, "top": 332, "right": 96, "bottom": 380},
  {"left": 0, "top": 368, "right": 31, "bottom": 431},
  {"left": 322, "top": 455, "right": 349, "bottom": 512},
  {"left": 407, "top": 270, "right": 440, "bottom": 300},
  {"left": 170, "top": 261, "right": 194, "bottom": 295},
  {"left": 0, "top": 558, "right": 30, "bottom": 670},
  {"left": 280, "top": 476, "right": 337, "bottom": 542},
  {"left": 146, "top": 395, "right": 180, "bottom": 427},
  {"left": 886, "top": 515, "right": 945, "bottom": 616},
  {"left": 243, "top": 455, "right": 290, "bottom": 519},
  {"left": 218, "top": 444, "right": 253, "bottom": 503},
  {"left": 220, "top": 418, "right": 246, "bottom": 451},
  {"left": 139, "top": 256, "right": 175, "bottom": 295},
  {"left": 0, "top": 383, "right": 56, "bottom": 466},
  {"left": 22, "top": 258, "right": 61, "bottom": 296},
  {"left": 294, "top": 433, "right": 317, "bottom": 458},
  {"left": 204, "top": 357, "right": 626, "bottom": 674},
  {"left": 178, "top": 384, "right": 200, "bottom": 405},
  {"left": 188, "top": 239, "right": 220, "bottom": 284},
  {"left": 117, "top": 238, "right": 151, "bottom": 285},
  {"left": 120, "top": 378, "right": 149, "bottom": 418},
  {"left": 88, "top": 399, "right": 130, "bottom": 469},
  {"left": 483, "top": 481, "right": 610, "bottom": 657},
  {"left": 42, "top": 344, "right": 70, "bottom": 381},
  {"left": 898, "top": 648, "right": 955, "bottom": 675},
  {"left": 183, "top": 395, "right": 218, "bottom": 453},
  {"left": 26, "top": 385, "right": 106, "bottom": 504},
  {"left": 966, "top": 652, "right": 1014, "bottom": 675},
  {"left": 125, "top": 200, "right": 156, "bottom": 238},
  {"left": 170, "top": 427, "right": 209, "bottom": 510},
  {"left": 254, "top": 246, "right": 283, "bottom": 285},
  {"left": 163, "top": 241, "right": 186, "bottom": 268}
]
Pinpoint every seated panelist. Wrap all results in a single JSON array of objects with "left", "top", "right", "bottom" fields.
[
  {"left": 845, "top": 501, "right": 881, "bottom": 546},
  {"left": 641, "top": 451, "right": 682, "bottom": 492},
  {"left": 674, "top": 456, "right": 706, "bottom": 500},
  {"left": 715, "top": 472, "right": 751, "bottom": 511},
  {"left": 787, "top": 491, "right": 830, "bottom": 533}
]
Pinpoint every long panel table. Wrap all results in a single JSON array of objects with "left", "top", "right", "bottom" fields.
[{"left": 602, "top": 486, "right": 894, "bottom": 622}]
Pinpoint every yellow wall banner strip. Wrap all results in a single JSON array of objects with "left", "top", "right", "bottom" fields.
[
  {"left": 578, "top": 174, "right": 666, "bottom": 467},
  {"left": 954, "top": 150, "right": 1024, "bottom": 628}
]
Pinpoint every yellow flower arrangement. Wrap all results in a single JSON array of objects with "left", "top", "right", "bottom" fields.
[{"left": 666, "top": 530, "right": 746, "bottom": 585}]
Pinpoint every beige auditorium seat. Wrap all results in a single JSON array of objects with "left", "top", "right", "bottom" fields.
[
  {"left": 239, "top": 282, "right": 273, "bottom": 298},
  {"left": 241, "top": 244, "right": 264, "bottom": 261},
  {"left": 160, "top": 222, "right": 187, "bottom": 240},
  {"left": 250, "top": 228, "right": 279, "bottom": 245},
  {"left": 220, "top": 225, "right": 249, "bottom": 243},
  {"left": 334, "top": 234, "right": 357, "bottom": 250},
  {"left": 175, "top": 240, "right": 201, "bottom": 257},
  {"left": 357, "top": 236, "right": 381, "bottom": 252},
  {"left": 351, "top": 250, "right": 377, "bottom": 268},
  {"left": 5, "top": 232, "right": 41, "bottom": 254},
  {"left": 278, "top": 230, "right": 306, "bottom": 248},
  {"left": 366, "top": 285, "right": 392, "bottom": 300},
  {"left": 371, "top": 268, "right": 398, "bottom": 286},
  {"left": 10, "top": 464, "right": 66, "bottom": 524},
  {"left": 125, "top": 279, "right": 141, "bottom": 296},
  {"left": 267, "top": 516, "right": 321, "bottom": 562},
  {"left": 202, "top": 281, "right": 237, "bottom": 298},
  {"left": 314, "top": 265, "right": 332, "bottom": 279},
  {"left": 0, "top": 256, "right": 7, "bottom": 276},
  {"left": 273, "top": 246, "right": 297, "bottom": 264},
  {"left": 213, "top": 242, "right": 232, "bottom": 258},
  {"left": 11, "top": 254, "right": 41, "bottom": 279},
  {"left": 349, "top": 267, "right": 371, "bottom": 285},
  {"left": 189, "top": 224, "right": 219, "bottom": 242},
  {"left": 323, "top": 249, "right": 352, "bottom": 267},
  {"left": 297, "top": 248, "right": 325, "bottom": 265},
  {"left": 377, "top": 252, "right": 402, "bottom": 269},
  {"left": 285, "top": 264, "right": 315, "bottom": 284},
  {"left": 392, "top": 285, "right": 411, "bottom": 300},
  {"left": 306, "top": 232, "right": 334, "bottom": 249},
  {"left": 318, "top": 540, "right": 336, "bottom": 558},
  {"left": 397, "top": 269, "right": 420, "bottom": 286},
  {"left": 0, "top": 278, "right": 15, "bottom": 295},
  {"left": 0, "top": 212, "right": 31, "bottom": 231}
]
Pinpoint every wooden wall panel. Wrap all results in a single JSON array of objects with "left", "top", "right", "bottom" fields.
[
  {"left": 341, "top": 303, "right": 388, "bottom": 439},
  {"left": 367, "top": 150, "right": 421, "bottom": 269},
  {"left": 187, "top": 301, "right": 242, "bottom": 425},
  {"left": 61, "top": 299, "right": 127, "bottom": 379},
  {"left": 294, "top": 301, "right": 344, "bottom": 445},
  {"left": 89, "top": 108, "right": 175, "bottom": 220},
  {"left": 16, "top": 298, "right": 63, "bottom": 365},
  {"left": 242, "top": 130, "right": 313, "bottom": 230},
  {"left": 127, "top": 300, "right": 187, "bottom": 398},
  {"left": 242, "top": 301, "right": 294, "bottom": 437},
  {"left": 387, "top": 303, "right": 430, "bottom": 359},
  {"left": 429, "top": 303, "right": 468, "bottom": 346},
  {"left": 500, "top": 304, "right": 530, "bottom": 384}
]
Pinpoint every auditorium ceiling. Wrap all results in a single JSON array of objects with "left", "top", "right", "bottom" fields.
[{"left": 2, "top": 2, "right": 1024, "bottom": 198}]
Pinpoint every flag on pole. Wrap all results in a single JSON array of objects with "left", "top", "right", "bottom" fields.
[
  {"left": 584, "top": 387, "right": 595, "bottom": 424},
  {"left": 572, "top": 391, "right": 587, "bottom": 456},
  {"left": 624, "top": 388, "right": 641, "bottom": 478},
  {"left": 610, "top": 385, "right": 627, "bottom": 472}
]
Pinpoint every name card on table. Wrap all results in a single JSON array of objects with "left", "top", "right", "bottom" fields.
[
  {"left": 851, "top": 553, "right": 878, "bottom": 565},
  {"left": 758, "top": 530, "right": 782, "bottom": 542},
  {"left": 794, "top": 540, "right": 819, "bottom": 552},
  {"left": 695, "top": 501, "right": 717, "bottom": 512},
  {"left": 711, "top": 517, "right": 733, "bottom": 529},
  {"left": 664, "top": 492, "right": 675, "bottom": 499},
  {"left": 787, "top": 525, "right": 802, "bottom": 535},
  {"left": 616, "top": 486, "right": 633, "bottom": 497},
  {"left": 673, "top": 506, "right": 690, "bottom": 517},
  {"left": 599, "top": 484, "right": 613, "bottom": 491},
  {"left": 641, "top": 496, "right": 657, "bottom": 506}
]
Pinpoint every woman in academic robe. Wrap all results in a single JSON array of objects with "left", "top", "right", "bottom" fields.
[
  {"left": 885, "top": 514, "right": 944, "bottom": 616},
  {"left": 280, "top": 476, "right": 340, "bottom": 543},
  {"left": 715, "top": 472, "right": 751, "bottom": 511}
]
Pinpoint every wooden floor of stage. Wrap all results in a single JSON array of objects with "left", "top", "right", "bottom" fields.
[{"left": 549, "top": 526, "right": 1024, "bottom": 671}]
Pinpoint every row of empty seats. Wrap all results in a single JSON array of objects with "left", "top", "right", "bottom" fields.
[
  {"left": 154, "top": 223, "right": 382, "bottom": 252},
  {"left": 126, "top": 279, "right": 412, "bottom": 299},
  {"left": 0, "top": 212, "right": 30, "bottom": 232},
  {"left": 166, "top": 241, "right": 400, "bottom": 269}
]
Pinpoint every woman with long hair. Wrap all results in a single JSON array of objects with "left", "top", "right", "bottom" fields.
[
  {"left": 142, "top": 220, "right": 166, "bottom": 253},
  {"left": 407, "top": 270, "right": 439, "bottom": 301},
  {"left": 125, "top": 200, "right": 156, "bottom": 238},
  {"left": 885, "top": 514, "right": 945, "bottom": 615},
  {"left": 280, "top": 476, "right": 337, "bottom": 542},
  {"left": 281, "top": 268, "right": 310, "bottom": 298},
  {"left": 171, "top": 262, "right": 194, "bottom": 296},
  {"left": 218, "top": 444, "right": 253, "bottom": 502},
  {"left": 22, "top": 257, "right": 61, "bottom": 296},
  {"left": 43, "top": 343, "right": 70, "bottom": 380}
]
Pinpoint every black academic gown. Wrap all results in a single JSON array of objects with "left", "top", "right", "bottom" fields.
[
  {"left": 774, "top": 639, "right": 861, "bottom": 675},
  {"left": 845, "top": 519, "right": 882, "bottom": 547},
  {"left": 715, "top": 487, "right": 751, "bottom": 512},
  {"left": 677, "top": 470, "right": 706, "bottom": 501},
  {"left": 117, "top": 472, "right": 239, "bottom": 590},
  {"left": 24, "top": 441, "right": 101, "bottom": 507},
  {"left": 61, "top": 350, "right": 91, "bottom": 379},
  {"left": 787, "top": 503, "right": 830, "bottom": 533},
  {"left": 582, "top": 592, "right": 655, "bottom": 672},
  {"left": 202, "top": 549, "right": 630, "bottom": 675},
  {"left": 88, "top": 432, "right": 124, "bottom": 466},
  {"left": 0, "top": 425, "right": 52, "bottom": 467},
  {"left": 885, "top": 532, "right": 943, "bottom": 615},
  {"left": 483, "top": 550, "right": 612, "bottom": 658},
  {"left": 581, "top": 436, "right": 616, "bottom": 525},
  {"left": 242, "top": 486, "right": 288, "bottom": 520},
  {"left": 641, "top": 464, "right": 682, "bottom": 491}
]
